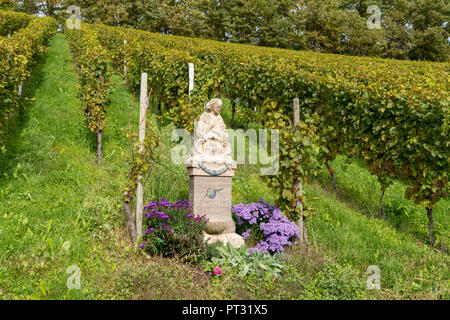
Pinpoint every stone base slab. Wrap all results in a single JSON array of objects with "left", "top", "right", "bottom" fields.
[
  {"left": 186, "top": 161, "right": 242, "bottom": 248},
  {"left": 203, "top": 232, "right": 245, "bottom": 248},
  {"left": 187, "top": 166, "right": 237, "bottom": 234}
]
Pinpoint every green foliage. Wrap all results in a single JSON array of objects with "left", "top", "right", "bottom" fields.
[
  {"left": 408, "top": 0, "right": 450, "bottom": 61},
  {"left": 65, "top": 24, "right": 111, "bottom": 134},
  {"left": 56, "top": 0, "right": 449, "bottom": 62},
  {"left": 263, "top": 100, "right": 324, "bottom": 221},
  {"left": 122, "top": 114, "right": 159, "bottom": 204},
  {"left": 0, "top": 10, "right": 56, "bottom": 151},
  {"left": 205, "top": 243, "right": 284, "bottom": 278},
  {"left": 0, "top": 8, "right": 32, "bottom": 36},
  {"left": 65, "top": 23, "right": 113, "bottom": 164},
  {"left": 125, "top": 43, "right": 206, "bottom": 131},
  {"left": 92, "top": 23, "right": 216, "bottom": 131},
  {"left": 10, "top": 0, "right": 59, "bottom": 17},
  {"left": 291, "top": 0, "right": 384, "bottom": 56},
  {"left": 0, "top": 0, "right": 18, "bottom": 11},
  {"left": 0, "top": 33, "right": 448, "bottom": 300},
  {"left": 139, "top": 119, "right": 189, "bottom": 201},
  {"left": 89, "top": 21, "right": 448, "bottom": 242}
]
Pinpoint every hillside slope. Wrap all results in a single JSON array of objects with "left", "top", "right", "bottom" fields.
[{"left": 0, "top": 33, "right": 448, "bottom": 300}]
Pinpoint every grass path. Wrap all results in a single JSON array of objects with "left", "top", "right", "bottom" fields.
[{"left": 0, "top": 32, "right": 116, "bottom": 298}]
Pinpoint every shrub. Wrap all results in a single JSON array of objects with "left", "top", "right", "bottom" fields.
[
  {"left": 140, "top": 198, "right": 208, "bottom": 263},
  {"left": 65, "top": 24, "right": 111, "bottom": 164},
  {"left": 0, "top": 13, "right": 56, "bottom": 150},
  {"left": 0, "top": 9, "right": 32, "bottom": 36},
  {"left": 232, "top": 199, "right": 300, "bottom": 254},
  {"left": 205, "top": 243, "right": 284, "bottom": 278}
]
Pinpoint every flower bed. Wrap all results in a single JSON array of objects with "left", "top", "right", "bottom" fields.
[
  {"left": 232, "top": 199, "right": 300, "bottom": 254},
  {"left": 140, "top": 198, "right": 208, "bottom": 262}
]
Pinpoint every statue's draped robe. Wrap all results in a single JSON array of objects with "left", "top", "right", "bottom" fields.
[
  {"left": 193, "top": 111, "right": 232, "bottom": 165},
  {"left": 197, "top": 112, "right": 227, "bottom": 142}
]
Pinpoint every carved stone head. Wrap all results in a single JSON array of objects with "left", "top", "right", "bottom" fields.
[{"left": 205, "top": 98, "right": 222, "bottom": 115}]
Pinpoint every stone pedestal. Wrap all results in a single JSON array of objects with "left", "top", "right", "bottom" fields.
[{"left": 186, "top": 160, "right": 244, "bottom": 248}]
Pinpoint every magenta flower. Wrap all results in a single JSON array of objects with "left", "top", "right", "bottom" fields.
[{"left": 213, "top": 266, "right": 224, "bottom": 275}]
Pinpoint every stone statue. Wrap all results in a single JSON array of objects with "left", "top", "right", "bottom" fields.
[
  {"left": 187, "top": 98, "right": 234, "bottom": 167},
  {"left": 185, "top": 98, "right": 244, "bottom": 248}
]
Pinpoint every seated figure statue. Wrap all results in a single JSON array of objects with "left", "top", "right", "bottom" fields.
[{"left": 188, "top": 98, "right": 234, "bottom": 167}]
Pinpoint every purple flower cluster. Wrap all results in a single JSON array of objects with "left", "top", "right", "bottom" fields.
[
  {"left": 145, "top": 198, "right": 192, "bottom": 213},
  {"left": 139, "top": 198, "right": 208, "bottom": 252},
  {"left": 232, "top": 198, "right": 300, "bottom": 254},
  {"left": 242, "top": 229, "right": 251, "bottom": 240}
]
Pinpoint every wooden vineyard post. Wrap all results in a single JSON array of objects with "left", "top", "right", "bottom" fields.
[
  {"left": 188, "top": 62, "right": 195, "bottom": 134},
  {"left": 293, "top": 97, "right": 306, "bottom": 244},
  {"left": 136, "top": 72, "right": 148, "bottom": 242},
  {"left": 188, "top": 63, "right": 194, "bottom": 102},
  {"left": 123, "top": 40, "right": 127, "bottom": 78}
]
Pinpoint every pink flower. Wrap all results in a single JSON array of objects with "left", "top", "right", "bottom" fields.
[{"left": 213, "top": 266, "right": 224, "bottom": 276}]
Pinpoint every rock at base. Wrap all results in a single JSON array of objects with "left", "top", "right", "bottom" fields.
[{"left": 203, "top": 232, "right": 245, "bottom": 248}]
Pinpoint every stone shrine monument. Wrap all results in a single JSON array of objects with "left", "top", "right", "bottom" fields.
[{"left": 185, "top": 98, "right": 245, "bottom": 248}]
